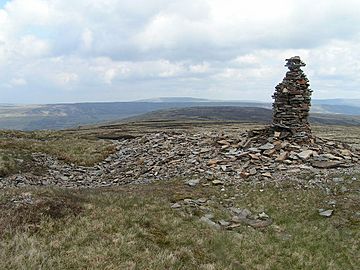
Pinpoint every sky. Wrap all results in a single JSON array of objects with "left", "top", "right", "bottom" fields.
[{"left": 1, "top": 0, "right": 360, "bottom": 104}]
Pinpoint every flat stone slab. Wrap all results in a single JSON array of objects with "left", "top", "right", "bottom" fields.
[{"left": 311, "top": 161, "right": 343, "bottom": 169}]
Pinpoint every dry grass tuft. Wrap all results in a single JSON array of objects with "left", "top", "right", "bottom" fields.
[
  {"left": 0, "top": 130, "right": 116, "bottom": 176},
  {"left": 0, "top": 190, "right": 83, "bottom": 237},
  {"left": 0, "top": 174, "right": 359, "bottom": 269}
]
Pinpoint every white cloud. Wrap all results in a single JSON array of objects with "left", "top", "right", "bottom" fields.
[
  {"left": 55, "top": 72, "right": 79, "bottom": 85},
  {"left": 189, "top": 62, "right": 210, "bottom": 73},
  {"left": 18, "top": 35, "right": 50, "bottom": 57},
  {"left": 8, "top": 77, "right": 27, "bottom": 87},
  {"left": 1, "top": 0, "right": 360, "bottom": 103},
  {"left": 81, "top": 28, "right": 93, "bottom": 51}
]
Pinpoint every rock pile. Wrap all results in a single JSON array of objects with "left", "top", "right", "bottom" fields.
[
  {"left": 1, "top": 128, "right": 359, "bottom": 188},
  {"left": 272, "top": 56, "right": 313, "bottom": 142}
]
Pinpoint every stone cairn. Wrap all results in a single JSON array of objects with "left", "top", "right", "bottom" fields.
[{"left": 271, "top": 56, "right": 313, "bottom": 142}]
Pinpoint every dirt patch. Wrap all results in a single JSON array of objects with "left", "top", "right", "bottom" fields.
[{"left": 0, "top": 192, "right": 83, "bottom": 237}]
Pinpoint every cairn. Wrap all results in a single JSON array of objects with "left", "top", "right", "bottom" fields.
[{"left": 271, "top": 56, "right": 313, "bottom": 142}]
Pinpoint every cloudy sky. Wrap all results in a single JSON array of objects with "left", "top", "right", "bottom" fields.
[{"left": 1, "top": 0, "right": 360, "bottom": 104}]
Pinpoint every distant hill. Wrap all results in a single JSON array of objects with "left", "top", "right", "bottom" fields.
[
  {"left": 0, "top": 101, "right": 269, "bottom": 130},
  {"left": 1, "top": 98, "right": 360, "bottom": 130},
  {"left": 124, "top": 106, "right": 360, "bottom": 126},
  {"left": 125, "top": 107, "right": 272, "bottom": 123},
  {"left": 311, "top": 104, "right": 360, "bottom": 115},
  {"left": 135, "top": 97, "right": 212, "bottom": 102},
  {"left": 312, "top": 99, "right": 360, "bottom": 107}
]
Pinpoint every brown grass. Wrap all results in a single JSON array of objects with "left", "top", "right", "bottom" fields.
[
  {"left": 0, "top": 190, "right": 83, "bottom": 237},
  {"left": 0, "top": 130, "right": 116, "bottom": 176},
  {"left": 0, "top": 174, "right": 359, "bottom": 269}
]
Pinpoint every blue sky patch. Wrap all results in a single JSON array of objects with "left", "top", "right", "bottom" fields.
[{"left": 0, "top": 0, "right": 9, "bottom": 9}]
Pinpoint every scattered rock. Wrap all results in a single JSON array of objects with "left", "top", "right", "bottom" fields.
[
  {"left": 204, "top": 213, "right": 214, "bottom": 219},
  {"left": 244, "top": 218, "right": 273, "bottom": 229},
  {"left": 220, "top": 165, "right": 227, "bottom": 172},
  {"left": 340, "top": 186, "right": 348, "bottom": 193},
  {"left": 276, "top": 151, "right": 289, "bottom": 162},
  {"left": 259, "top": 143, "right": 275, "bottom": 151},
  {"left": 261, "top": 172, "right": 272, "bottom": 178},
  {"left": 297, "top": 150, "right": 313, "bottom": 160},
  {"left": 327, "top": 200, "right": 336, "bottom": 206},
  {"left": 217, "top": 140, "right": 230, "bottom": 145},
  {"left": 186, "top": 179, "right": 200, "bottom": 187},
  {"left": 229, "top": 207, "right": 252, "bottom": 218},
  {"left": 219, "top": 220, "right": 231, "bottom": 227},
  {"left": 212, "top": 180, "right": 224, "bottom": 186},
  {"left": 200, "top": 216, "right": 220, "bottom": 229},
  {"left": 249, "top": 168, "right": 257, "bottom": 175},
  {"left": 319, "top": 209, "right": 333, "bottom": 217},
  {"left": 196, "top": 198, "right": 207, "bottom": 204},
  {"left": 171, "top": 202, "right": 182, "bottom": 209},
  {"left": 258, "top": 212, "right": 270, "bottom": 219},
  {"left": 312, "top": 161, "right": 342, "bottom": 169}
]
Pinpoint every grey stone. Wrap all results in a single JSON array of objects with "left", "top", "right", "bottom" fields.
[
  {"left": 230, "top": 207, "right": 252, "bottom": 219},
  {"left": 218, "top": 220, "right": 231, "bottom": 226},
  {"left": 259, "top": 143, "right": 275, "bottom": 151},
  {"left": 319, "top": 209, "right": 333, "bottom": 217},
  {"left": 200, "top": 216, "right": 220, "bottom": 229},
  {"left": 204, "top": 213, "right": 214, "bottom": 219},
  {"left": 312, "top": 161, "right": 342, "bottom": 169},
  {"left": 249, "top": 168, "right": 257, "bottom": 175},
  {"left": 220, "top": 165, "right": 227, "bottom": 172},
  {"left": 186, "top": 179, "right": 200, "bottom": 187},
  {"left": 183, "top": 199, "right": 194, "bottom": 204},
  {"left": 171, "top": 203, "right": 181, "bottom": 209},
  {"left": 327, "top": 200, "right": 336, "bottom": 206},
  {"left": 297, "top": 150, "right": 313, "bottom": 160},
  {"left": 258, "top": 212, "right": 270, "bottom": 219},
  {"left": 196, "top": 198, "right": 207, "bottom": 204},
  {"left": 212, "top": 180, "right": 224, "bottom": 185}
]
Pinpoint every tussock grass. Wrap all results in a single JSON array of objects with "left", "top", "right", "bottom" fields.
[
  {"left": 0, "top": 189, "right": 84, "bottom": 237},
  {"left": 0, "top": 130, "right": 116, "bottom": 176},
  {"left": 0, "top": 176, "right": 359, "bottom": 269},
  {"left": 0, "top": 152, "right": 17, "bottom": 176}
]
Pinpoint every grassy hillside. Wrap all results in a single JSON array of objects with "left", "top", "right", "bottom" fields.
[
  {"left": 0, "top": 174, "right": 359, "bottom": 269},
  {"left": 0, "top": 122, "right": 359, "bottom": 269},
  {"left": 0, "top": 130, "right": 115, "bottom": 177}
]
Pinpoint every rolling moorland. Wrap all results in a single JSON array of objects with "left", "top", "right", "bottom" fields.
[
  {"left": 0, "top": 117, "right": 359, "bottom": 269},
  {"left": 1, "top": 98, "right": 360, "bottom": 130}
]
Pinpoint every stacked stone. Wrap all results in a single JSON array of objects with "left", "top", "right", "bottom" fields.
[{"left": 272, "top": 56, "right": 313, "bottom": 141}]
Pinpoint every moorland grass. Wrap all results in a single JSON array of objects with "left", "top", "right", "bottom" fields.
[
  {"left": 0, "top": 130, "right": 115, "bottom": 176},
  {"left": 0, "top": 176, "right": 358, "bottom": 270}
]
